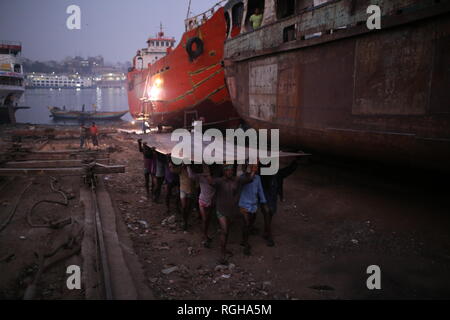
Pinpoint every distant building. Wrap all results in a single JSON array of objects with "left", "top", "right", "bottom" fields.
[
  {"left": 26, "top": 73, "right": 93, "bottom": 89},
  {"left": 61, "top": 55, "right": 105, "bottom": 75},
  {"left": 93, "top": 73, "right": 126, "bottom": 88},
  {"left": 92, "top": 66, "right": 118, "bottom": 75}
]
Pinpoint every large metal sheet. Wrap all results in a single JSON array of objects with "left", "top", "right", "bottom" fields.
[{"left": 141, "top": 132, "right": 305, "bottom": 162}]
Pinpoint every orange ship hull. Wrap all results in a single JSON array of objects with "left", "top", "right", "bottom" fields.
[{"left": 127, "top": 7, "right": 239, "bottom": 128}]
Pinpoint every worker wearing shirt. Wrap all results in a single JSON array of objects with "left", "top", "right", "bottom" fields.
[
  {"left": 239, "top": 163, "right": 267, "bottom": 256},
  {"left": 249, "top": 8, "right": 263, "bottom": 30}
]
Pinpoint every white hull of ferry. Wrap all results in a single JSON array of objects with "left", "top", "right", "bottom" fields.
[{"left": 0, "top": 85, "right": 24, "bottom": 105}]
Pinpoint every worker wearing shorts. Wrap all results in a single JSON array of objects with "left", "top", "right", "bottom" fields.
[
  {"left": 187, "top": 165, "right": 216, "bottom": 248},
  {"left": 170, "top": 165, "right": 195, "bottom": 230},
  {"left": 238, "top": 164, "right": 267, "bottom": 256},
  {"left": 209, "top": 164, "right": 254, "bottom": 263},
  {"left": 164, "top": 159, "right": 179, "bottom": 214},
  {"left": 260, "top": 159, "right": 298, "bottom": 247},
  {"left": 138, "top": 139, "right": 155, "bottom": 198},
  {"left": 153, "top": 152, "right": 165, "bottom": 203}
]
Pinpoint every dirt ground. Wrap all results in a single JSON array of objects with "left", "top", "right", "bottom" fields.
[
  {"left": 106, "top": 132, "right": 450, "bottom": 300},
  {"left": 0, "top": 174, "right": 85, "bottom": 300},
  {"left": 0, "top": 126, "right": 142, "bottom": 300},
  {"left": 0, "top": 128, "right": 109, "bottom": 300}
]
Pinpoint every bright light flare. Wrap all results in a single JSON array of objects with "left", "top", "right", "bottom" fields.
[
  {"left": 147, "top": 78, "right": 163, "bottom": 101},
  {"left": 148, "top": 86, "right": 161, "bottom": 101}
]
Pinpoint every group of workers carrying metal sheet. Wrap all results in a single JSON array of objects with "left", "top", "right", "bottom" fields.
[{"left": 138, "top": 137, "right": 298, "bottom": 265}]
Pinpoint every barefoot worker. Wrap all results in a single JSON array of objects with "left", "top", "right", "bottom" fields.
[
  {"left": 260, "top": 159, "right": 299, "bottom": 247},
  {"left": 208, "top": 164, "right": 254, "bottom": 264},
  {"left": 153, "top": 151, "right": 166, "bottom": 203},
  {"left": 164, "top": 156, "right": 179, "bottom": 215},
  {"left": 138, "top": 139, "right": 155, "bottom": 199},
  {"left": 187, "top": 165, "right": 216, "bottom": 248},
  {"left": 171, "top": 164, "right": 195, "bottom": 231},
  {"left": 239, "top": 163, "right": 267, "bottom": 256}
]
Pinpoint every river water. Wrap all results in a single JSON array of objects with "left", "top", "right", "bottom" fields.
[{"left": 15, "top": 87, "right": 133, "bottom": 125}]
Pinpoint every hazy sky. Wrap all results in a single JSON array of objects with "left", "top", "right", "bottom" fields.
[{"left": 0, "top": 0, "right": 220, "bottom": 63}]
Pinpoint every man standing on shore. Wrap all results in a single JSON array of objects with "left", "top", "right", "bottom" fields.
[
  {"left": 90, "top": 122, "right": 99, "bottom": 147},
  {"left": 79, "top": 124, "right": 88, "bottom": 149}
]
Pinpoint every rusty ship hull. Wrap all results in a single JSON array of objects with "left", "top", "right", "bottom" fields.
[{"left": 223, "top": 0, "right": 450, "bottom": 172}]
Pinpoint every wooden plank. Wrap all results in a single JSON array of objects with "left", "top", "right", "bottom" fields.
[
  {"left": 11, "top": 129, "right": 116, "bottom": 137},
  {"left": 12, "top": 152, "right": 110, "bottom": 161},
  {"left": 92, "top": 165, "right": 126, "bottom": 175},
  {"left": 4, "top": 159, "right": 110, "bottom": 168},
  {"left": 0, "top": 165, "right": 125, "bottom": 176},
  {"left": 26, "top": 150, "right": 109, "bottom": 155},
  {"left": 0, "top": 167, "right": 86, "bottom": 176}
]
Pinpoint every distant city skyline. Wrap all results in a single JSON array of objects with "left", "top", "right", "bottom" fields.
[{"left": 0, "top": 0, "right": 221, "bottom": 63}]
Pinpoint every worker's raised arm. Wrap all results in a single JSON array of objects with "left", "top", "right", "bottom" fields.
[{"left": 238, "top": 165, "right": 256, "bottom": 186}]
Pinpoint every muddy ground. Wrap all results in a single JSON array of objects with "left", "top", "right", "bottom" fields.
[{"left": 1, "top": 124, "right": 450, "bottom": 300}]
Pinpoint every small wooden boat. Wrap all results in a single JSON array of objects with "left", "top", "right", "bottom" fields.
[{"left": 49, "top": 106, "right": 128, "bottom": 121}]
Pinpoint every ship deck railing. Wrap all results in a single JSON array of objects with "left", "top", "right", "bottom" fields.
[
  {"left": 0, "top": 40, "right": 22, "bottom": 49},
  {"left": 185, "top": 0, "right": 228, "bottom": 31}
]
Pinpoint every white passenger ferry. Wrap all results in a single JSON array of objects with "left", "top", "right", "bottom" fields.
[{"left": 0, "top": 40, "right": 26, "bottom": 123}]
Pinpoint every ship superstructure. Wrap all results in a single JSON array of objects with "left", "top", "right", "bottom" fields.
[
  {"left": 0, "top": 40, "right": 26, "bottom": 123},
  {"left": 136, "top": 25, "right": 177, "bottom": 70}
]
